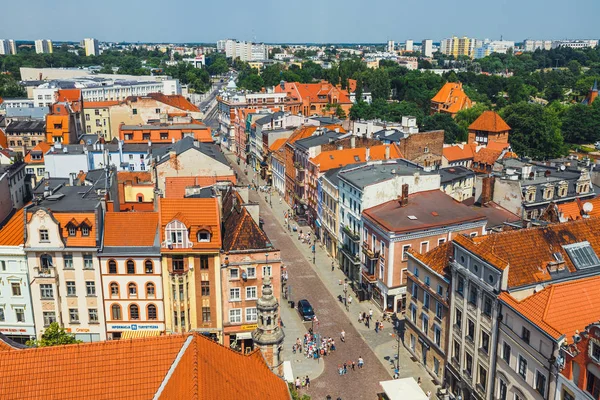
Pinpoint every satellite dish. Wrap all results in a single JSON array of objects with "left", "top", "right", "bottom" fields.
[
  {"left": 560, "top": 165, "right": 566, "bottom": 171},
  {"left": 583, "top": 202, "right": 594, "bottom": 213},
  {"left": 534, "top": 284, "right": 544, "bottom": 293}
]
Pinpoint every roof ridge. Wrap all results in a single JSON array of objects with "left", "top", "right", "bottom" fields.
[{"left": 541, "top": 285, "right": 555, "bottom": 322}]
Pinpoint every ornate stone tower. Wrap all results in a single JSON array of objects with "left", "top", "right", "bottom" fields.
[{"left": 252, "top": 276, "right": 285, "bottom": 376}]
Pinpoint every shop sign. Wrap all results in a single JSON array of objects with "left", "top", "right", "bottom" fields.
[
  {"left": 240, "top": 324, "right": 257, "bottom": 331},
  {"left": 109, "top": 323, "right": 162, "bottom": 331}
]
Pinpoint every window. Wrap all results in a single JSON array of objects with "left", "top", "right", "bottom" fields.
[
  {"left": 230, "top": 288, "right": 241, "bottom": 301},
  {"left": 423, "top": 293, "right": 430, "bottom": 310},
  {"left": 11, "top": 282, "right": 22, "bottom": 296},
  {"left": 145, "top": 260, "right": 153, "bottom": 274},
  {"left": 438, "top": 238, "right": 446, "bottom": 245},
  {"left": 110, "top": 282, "right": 119, "bottom": 296},
  {"left": 456, "top": 277, "right": 464, "bottom": 296},
  {"left": 437, "top": 284, "right": 443, "bottom": 296},
  {"left": 468, "top": 285, "right": 478, "bottom": 305},
  {"left": 155, "top": 108, "right": 161, "bottom": 114},
  {"left": 112, "top": 304, "right": 122, "bottom": 320},
  {"left": 247, "top": 267, "right": 256, "bottom": 278},
  {"left": 40, "top": 284, "right": 53, "bottom": 299},
  {"left": 66, "top": 281, "right": 76, "bottom": 296},
  {"left": 229, "top": 308, "right": 242, "bottom": 323},
  {"left": 0, "top": 261, "right": 4, "bottom": 271},
  {"left": 0, "top": 307, "right": 4, "bottom": 322},
  {"left": 197, "top": 231, "right": 210, "bottom": 242},
  {"left": 414, "top": 267, "right": 420, "bottom": 278},
  {"left": 424, "top": 276, "right": 430, "bottom": 286},
  {"left": 86, "top": 281, "right": 96, "bottom": 296},
  {"left": 434, "top": 358, "right": 440, "bottom": 376},
  {"left": 453, "top": 340, "right": 461, "bottom": 361},
  {"left": 401, "top": 244, "right": 411, "bottom": 260},
  {"left": 160, "top": 132, "right": 168, "bottom": 140},
  {"left": 148, "top": 304, "right": 157, "bottom": 320},
  {"left": 146, "top": 283, "right": 155, "bottom": 297},
  {"left": 535, "top": 370, "right": 546, "bottom": 396},
  {"left": 478, "top": 365, "right": 487, "bottom": 390},
  {"left": 411, "top": 282, "right": 418, "bottom": 299},
  {"left": 246, "top": 286, "right": 257, "bottom": 300},
  {"left": 128, "top": 283, "right": 137, "bottom": 297},
  {"left": 69, "top": 308, "right": 79, "bottom": 323},
  {"left": 143, "top": 133, "right": 150, "bottom": 140},
  {"left": 246, "top": 307, "right": 258, "bottom": 322},
  {"left": 129, "top": 304, "right": 139, "bottom": 320},
  {"left": 126, "top": 260, "right": 135, "bottom": 274},
  {"left": 43, "top": 311, "right": 56, "bottom": 326},
  {"left": 564, "top": 242, "right": 600, "bottom": 270},
  {"left": 68, "top": 226, "right": 76, "bottom": 236},
  {"left": 132, "top": 109, "right": 138, "bottom": 115},
  {"left": 498, "top": 379, "right": 507, "bottom": 400},
  {"left": 15, "top": 308, "right": 25, "bottom": 322},
  {"left": 480, "top": 331, "right": 490, "bottom": 353},
  {"left": 422, "top": 315, "right": 429, "bottom": 335},
  {"left": 202, "top": 307, "right": 211, "bottom": 322},
  {"left": 522, "top": 327, "right": 531, "bottom": 344},
  {"left": 81, "top": 225, "right": 90, "bottom": 236},
  {"left": 467, "top": 319, "right": 475, "bottom": 341},
  {"left": 83, "top": 254, "right": 93, "bottom": 269},
  {"left": 502, "top": 342, "right": 511, "bottom": 364},
  {"left": 200, "top": 255, "right": 209, "bottom": 270},
  {"left": 434, "top": 326, "right": 441, "bottom": 346},
  {"left": 410, "top": 304, "right": 417, "bottom": 323},
  {"left": 64, "top": 254, "right": 74, "bottom": 269},
  {"left": 39, "top": 229, "right": 49, "bottom": 242},
  {"left": 435, "top": 301, "right": 443, "bottom": 319},
  {"left": 230, "top": 268, "right": 239, "bottom": 279},
  {"left": 172, "top": 256, "right": 184, "bottom": 272},
  {"left": 518, "top": 355, "right": 527, "bottom": 378},
  {"left": 89, "top": 309, "right": 98, "bottom": 323},
  {"left": 483, "top": 295, "right": 492, "bottom": 316},
  {"left": 263, "top": 265, "right": 272, "bottom": 276},
  {"left": 199, "top": 281, "right": 210, "bottom": 296},
  {"left": 40, "top": 254, "right": 53, "bottom": 269},
  {"left": 587, "top": 370, "right": 600, "bottom": 399},
  {"left": 455, "top": 308, "right": 462, "bottom": 330},
  {"left": 562, "top": 389, "right": 574, "bottom": 400},
  {"left": 593, "top": 343, "right": 600, "bottom": 362},
  {"left": 108, "top": 260, "right": 117, "bottom": 273},
  {"left": 465, "top": 352, "right": 473, "bottom": 376}
]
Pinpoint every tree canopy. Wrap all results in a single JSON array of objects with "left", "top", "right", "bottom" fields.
[{"left": 26, "top": 322, "right": 82, "bottom": 347}]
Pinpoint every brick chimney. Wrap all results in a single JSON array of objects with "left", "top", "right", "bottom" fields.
[
  {"left": 400, "top": 183, "right": 409, "bottom": 206},
  {"left": 385, "top": 145, "right": 390, "bottom": 160}
]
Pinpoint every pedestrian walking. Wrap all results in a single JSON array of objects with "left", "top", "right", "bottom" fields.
[
  {"left": 375, "top": 320, "right": 379, "bottom": 333},
  {"left": 358, "top": 312, "right": 363, "bottom": 323},
  {"left": 426, "top": 391, "right": 431, "bottom": 399},
  {"left": 295, "top": 377, "right": 301, "bottom": 390},
  {"left": 347, "top": 295, "right": 352, "bottom": 305},
  {"left": 417, "top": 377, "right": 422, "bottom": 386},
  {"left": 358, "top": 356, "right": 364, "bottom": 369},
  {"left": 351, "top": 361, "right": 356, "bottom": 371},
  {"left": 331, "top": 261, "right": 335, "bottom": 271},
  {"left": 343, "top": 362, "right": 347, "bottom": 374},
  {"left": 369, "top": 309, "right": 373, "bottom": 319},
  {"left": 340, "top": 330, "right": 345, "bottom": 342},
  {"left": 305, "top": 376, "right": 310, "bottom": 388},
  {"left": 365, "top": 316, "right": 370, "bottom": 329}
]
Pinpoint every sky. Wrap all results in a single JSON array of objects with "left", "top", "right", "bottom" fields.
[{"left": 1, "top": 0, "right": 599, "bottom": 44}]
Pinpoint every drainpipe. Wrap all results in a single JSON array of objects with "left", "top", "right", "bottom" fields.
[
  {"left": 490, "top": 301, "right": 503, "bottom": 400},
  {"left": 547, "top": 341, "right": 557, "bottom": 400}
]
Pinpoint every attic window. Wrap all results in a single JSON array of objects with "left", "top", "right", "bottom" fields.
[
  {"left": 564, "top": 241, "right": 600, "bottom": 270},
  {"left": 81, "top": 225, "right": 90, "bottom": 237},
  {"left": 197, "top": 230, "right": 210, "bottom": 242},
  {"left": 407, "top": 215, "right": 417, "bottom": 220},
  {"left": 354, "top": 156, "right": 360, "bottom": 162}
]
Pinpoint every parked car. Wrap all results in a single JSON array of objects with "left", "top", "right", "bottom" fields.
[{"left": 297, "top": 299, "right": 315, "bottom": 321}]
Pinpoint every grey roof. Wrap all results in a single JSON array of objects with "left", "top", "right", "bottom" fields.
[
  {"left": 34, "top": 185, "right": 102, "bottom": 212},
  {"left": 339, "top": 159, "right": 435, "bottom": 189},
  {"left": 5, "top": 120, "right": 46, "bottom": 133},
  {"left": 33, "top": 178, "right": 70, "bottom": 195},
  {"left": 79, "top": 134, "right": 99, "bottom": 145},
  {"left": 439, "top": 166, "right": 475, "bottom": 184},
  {"left": 322, "top": 167, "right": 342, "bottom": 187},
  {"left": 295, "top": 130, "right": 341, "bottom": 151},
  {"left": 184, "top": 187, "right": 215, "bottom": 198},
  {"left": 120, "top": 124, "right": 209, "bottom": 130},
  {"left": 373, "top": 129, "right": 405, "bottom": 143},
  {"left": 255, "top": 112, "right": 285, "bottom": 126},
  {"left": 5, "top": 107, "right": 49, "bottom": 120},
  {"left": 101, "top": 246, "right": 160, "bottom": 256},
  {"left": 46, "top": 144, "right": 86, "bottom": 155},
  {"left": 309, "top": 116, "right": 341, "bottom": 124},
  {"left": 152, "top": 136, "right": 229, "bottom": 166}
]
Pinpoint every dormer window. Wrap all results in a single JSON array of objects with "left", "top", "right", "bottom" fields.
[
  {"left": 165, "top": 220, "right": 190, "bottom": 248},
  {"left": 577, "top": 183, "right": 589, "bottom": 194},
  {"left": 558, "top": 182, "right": 568, "bottom": 197},
  {"left": 68, "top": 226, "right": 76, "bottom": 236},
  {"left": 543, "top": 185, "right": 554, "bottom": 200},
  {"left": 525, "top": 186, "right": 536, "bottom": 203},
  {"left": 81, "top": 225, "right": 90, "bottom": 237},
  {"left": 197, "top": 230, "right": 210, "bottom": 242}
]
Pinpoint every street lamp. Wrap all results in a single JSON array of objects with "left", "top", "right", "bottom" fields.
[
  {"left": 312, "top": 243, "right": 316, "bottom": 264},
  {"left": 343, "top": 279, "right": 349, "bottom": 311}
]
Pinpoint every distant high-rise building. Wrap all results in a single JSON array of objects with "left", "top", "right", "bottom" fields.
[
  {"left": 440, "top": 36, "right": 476, "bottom": 58},
  {"left": 523, "top": 39, "right": 552, "bottom": 52},
  {"left": 551, "top": 39, "right": 598, "bottom": 50},
  {"left": 421, "top": 39, "right": 433, "bottom": 57},
  {"left": 405, "top": 40, "right": 413, "bottom": 52},
  {"left": 35, "top": 39, "right": 53, "bottom": 54},
  {"left": 474, "top": 40, "right": 515, "bottom": 59},
  {"left": 83, "top": 38, "right": 99, "bottom": 56},
  {"left": 387, "top": 40, "right": 395, "bottom": 53},
  {"left": 218, "top": 39, "right": 268, "bottom": 61},
  {"left": 0, "top": 39, "right": 17, "bottom": 55}
]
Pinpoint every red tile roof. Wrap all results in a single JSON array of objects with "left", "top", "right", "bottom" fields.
[
  {"left": 84, "top": 101, "right": 120, "bottom": 109},
  {"left": 56, "top": 89, "right": 82, "bottom": 103},
  {"left": 310, "top": 144, "right": 403, "bottom": 172},
  {"left": 159, "top": 198, "right": 221, "bottom": 250},
  {"left": 24, "top": 142, "right": 51, "bottom": 164},
  {"left": 117, "top": 171, "right": 152, "bottom": 183},
  {"left": 165, "top": 175, "right": 237, "bottom": 198},
  {"left": 453, "top": 218, "right": 600, "bottom": 288},
  {"left": 443, "top": 144, "right": 476, "bottom": 162},
  {"left": 146, "top": 93, "right": 200, "bottom": 113},
  {"left": 0, "top": 208, "right": 24, "bottom": 246},
  {"left": 222, "top": 190, "right": 272, "bottom": 251},
  {"left": 468, "top": 111, "right": 511, "bottom": 133},
  {"left": 269, "top": 138, "right": 287, "bottom": 152},
  {"left": 500, "top": 275, "right": 600, "bottom": 340},
  {"left": 408, "top": 241, "right": 453, "bottom": 276},
  {"left": 431, "top": 82, "right": 472, "bottom": 114},
  {"left": 485, "top": 141, "right": 510, "bottom": 152},
  {"left": 473, "top": 147, "right": 502, "bottom": 166},
  {"left": 0, "top": 333, "right": 290, "bottom": 399},
  {"left": 558, "top": 197, "right": 600, "bottom": 221},
  {"left": 50, "top": 212, "right": 97, "bottom": 247},
  {"left": 103, "top": 212, "right": 158, "bottom": 247}
]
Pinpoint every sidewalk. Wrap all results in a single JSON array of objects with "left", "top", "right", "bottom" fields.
[{"left": 227, "top": 152, "right": 439, "bottom": 396}]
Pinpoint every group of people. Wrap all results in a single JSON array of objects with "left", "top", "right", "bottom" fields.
[
  {"left": 337, "top": 356, "right": 364, "bottom": 375},
  {"left": 292, "top": 333, "right": 337, "bottom": 360},
  {"left": 294, "top": 376, "right": 310, "bottom": 391},
  {"left": 357, "top": 309, "right": 385, "bottom": 332}
]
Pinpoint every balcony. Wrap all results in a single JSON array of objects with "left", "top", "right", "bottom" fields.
[
  {"left": 294, "top": 162, "right": 305, "bottom": 172},
  {"left": 361, "top": 242, "right": 380, "bottom": 259},
  {"left": 341, "top": 245, "right": 361, "bottom": 264},
  {"left": 343, "top": 226, "right": 360, "bottom": 242},
  {"left": 34, "top": 265, "right": 56, "bottom": 278},
  {"left": 361, "top": 269, "right": 377, "bottom": 283}
]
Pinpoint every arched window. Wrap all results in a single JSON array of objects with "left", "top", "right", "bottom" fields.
[
  {"left": 147, "top": 304, "right": 157, "bottom": 320},
  {"left": 128, "top": 283, "right": 137, "bottom": 297},
  {"left": 126, "top": 260, "right": 135, "bottom": 274},
  {"left": 110, "top": 282, "right": 119, "bottom": 297},
  {"left": 108, "top": 260, "right": 117, "bottom": 274},
  {"left": 111, "top": 304, "right": 122, "bottom": 320},
  {"left": 165, "top": 220, "right": 189, "bottom": 249},
  {"left": 146, "top": 282, "right": 155, "bottom": 297},
  {"left": 129, "top": 304, "right": 139, "bottom": 320},
  {"left": 197, "top": 230, "right": 211, "bottom": 242},
  {"left": 144, "top": 260, "right": 153, "bottom": 274}
]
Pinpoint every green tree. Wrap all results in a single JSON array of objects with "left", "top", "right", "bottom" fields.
[
  {"left": 501, "top": 102, "right": 566, "bottom": 159},
  {"left": 26, "top": 322, "right": 82, "bottom": 347},
  {"left": 567, "top": 60, "right": 582, "bottom": 75},
  {"left": 207, "top": 58, "right": 229, "bottom": 76},
  {"left": 239, "top": 74, "right": 265, "bottom": 92},
  {"left": 422, "top": 113, "right": 466, "bottom": 143},
  {"left": 0, "top": 74, "right": 26, "bottom": 97},
  {"left": 454, "top": 104, "right": 489, "bottom": 134},
  {"left": 365, "top": 68, "right": 391, "bottom": 100},
  {"left": 335, "top": 104, "right": 347, "bottom": 119},
  {"left": 561, "top": 103, "right": 600, "bottom": 144}
]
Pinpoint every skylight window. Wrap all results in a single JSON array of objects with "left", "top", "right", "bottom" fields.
[{"left": 563, "top": 241, "right": 600, "bottom": 269}]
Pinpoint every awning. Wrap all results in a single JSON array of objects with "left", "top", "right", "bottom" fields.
[
  {"left": 121, "top": 330, "right": 161, "bottom": 340},
  {"left": 379, "top": 379, "right": 427, "bottom": 400},
  {"left": 235, "top": 332, "right": 253, "bottom": 340}
]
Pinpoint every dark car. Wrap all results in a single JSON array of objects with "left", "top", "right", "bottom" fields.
[{"left": 297, "top": 299, "right": 315, "bottom": 321}]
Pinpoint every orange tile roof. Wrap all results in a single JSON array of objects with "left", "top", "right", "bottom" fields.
[
  {"left": 473, "top": 147, "right": 502, "bottom": 165},
  {"left": 84, "top": 101, "right": 120, "bottom": 109},
  {"left": 56, "top": 89, "right": 81, "bottom": 103},
  {"left": 468, "top": 111, "right": 510, "bottom": 133},
  {"left": 269, "top": 138, "right": 287, "bottom": 152},
  {"left": 165, "top": 175, "right": 237, "bottom": 198},
  {"left": 24, "top": 142, "right": 51, "bottom": 164},
  {"left": 103, "top": 212, "right": 158, "bottom": 247},
  {"left": 347, "top": 78, "right": 357, "bottom": 93},
  {"left": 500, "top": 275, "right": 600, "bottom": 340},
  {"left": 277, "top": 81, "right": 352, "bottom": 104},
  {"left": 558, "top": 197, "right": 600, "bottom": 221},
  {"left": 0, "top": 333, "right": 289, "bottom": 399},
  {"left": 485, "top": 141, "right": 510, "bottom": 152},
  {"left": 310, "top": 144, "right": 403, "bottom": 172},
  {"left": 159, "top": 198, "right": 221, "bottom": 250},
  {"left": 453, "top": 218, "right": 600, "bottom": 288},
  {"left": 408, "top": 241, "right": 453, "bottom": 276},
  {"left": 117, "top": 171, "right": 152, "bottom": 183},
  {"left": 0, "top": 208, "right": 25, "bottom": 246},
  {"left": 431, "top": 82, "right": 472, "bottom": 114},
  {"left": 146, "top": 93, "right": 200, "bottom": 113},
  {"left": 443, "top": 144, "right": 475, "bottom": 162},
  {"left": 52, "top": 213, "right": 97, "bottom": 247}
]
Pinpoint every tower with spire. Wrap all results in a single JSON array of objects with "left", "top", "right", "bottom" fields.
[
  {"left": 582, "top": 80, "right": 598, "bottom": 105},
  {"left": 252, "top": 276, "right": 285, "bottom": 376}
]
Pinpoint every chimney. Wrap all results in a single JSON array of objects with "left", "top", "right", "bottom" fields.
[
  {"left": 365, "top": 147, "right": 370, "bottom": 161},
  {"left": 350, "top": 136, "right": 356, "bottom": 149},
  {"left": 385, "top": 144, "right": 390, "bottom": 160},
  {"left": 401, "top": 183, "right": 409, "bottom": 206}
]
